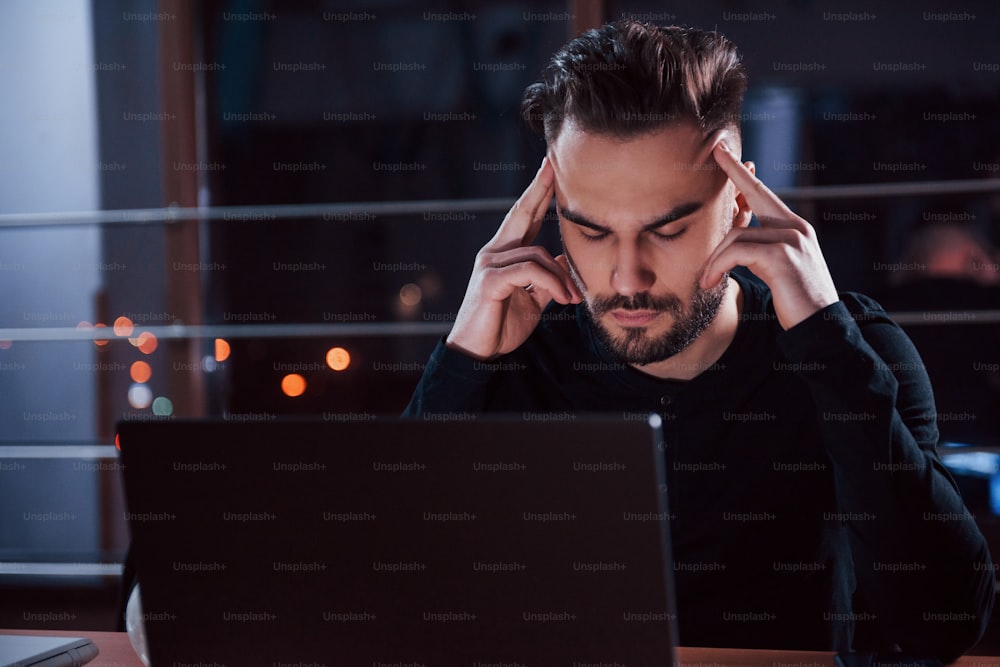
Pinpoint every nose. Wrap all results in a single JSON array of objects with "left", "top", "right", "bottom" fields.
[{"left": 609, "top": 239, "right": 656, "bottom": 297}]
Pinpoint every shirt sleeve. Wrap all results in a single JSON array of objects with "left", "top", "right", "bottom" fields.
[
  {"left": 777, "top": 296, "right": 995, "bottom": 661},
  {"left": 402, "top": 338, "right": 496, "bottom": 417}
]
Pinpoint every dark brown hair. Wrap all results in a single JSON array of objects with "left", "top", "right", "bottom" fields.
[{"left": 522, "top": 21, "right": 747, "bottom": 142}]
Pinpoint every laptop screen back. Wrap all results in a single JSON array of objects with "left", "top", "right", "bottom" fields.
[{"left": 119, "top": 417, "right": 676, "bottom": 666}]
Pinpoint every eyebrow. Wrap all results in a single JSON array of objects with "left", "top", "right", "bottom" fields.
[{"left": 557, "top": 201, "right": 704, "bottom": 234}]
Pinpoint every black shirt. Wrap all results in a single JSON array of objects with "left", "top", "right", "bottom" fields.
[{"left": 404, "top": 269, "right": 994, "bottom": 661}]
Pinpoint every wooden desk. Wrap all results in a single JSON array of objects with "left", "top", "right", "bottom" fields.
[{"left": 3, "top": 629, "right": 999, "bottom": 666}]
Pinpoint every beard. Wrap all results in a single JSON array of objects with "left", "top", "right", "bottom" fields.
[{"left": 583, "top": 274, "right": 728, "bottom": 366}]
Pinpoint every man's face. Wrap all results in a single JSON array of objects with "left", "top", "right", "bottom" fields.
[{"left": 549, "top": 120, "right": 745, "bottom": 366}]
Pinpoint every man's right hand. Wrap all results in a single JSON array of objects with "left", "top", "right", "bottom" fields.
[{"left": 445, "top": 157, "right": 583, "bottom": 360}]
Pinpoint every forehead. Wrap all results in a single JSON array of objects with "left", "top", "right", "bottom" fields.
[{"left": 548, "top": 121, "right": 725, "bottom": 225}]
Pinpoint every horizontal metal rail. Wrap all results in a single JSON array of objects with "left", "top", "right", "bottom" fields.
[
  {"left": 1, "top": 178, "right": 998, "bottom": 228},
  {"left": 0, "top": 445, "right": 119, "bottom": 458},
  {"left": 0, "top": 562, "right": 124, "bottom": 577},
  {"left": 0, "top": 321, "right": 453, "bottom": 342},
  {"left": 2, "top": 308, "right": 1000, "bottom": 344}
]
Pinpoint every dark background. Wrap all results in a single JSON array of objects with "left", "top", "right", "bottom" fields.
[
  {"left": 1, "top": 0, "right": 998, "bottom": 647},
  {"left": 189, "top": 0, "right": 1000, "bottom": 433}
]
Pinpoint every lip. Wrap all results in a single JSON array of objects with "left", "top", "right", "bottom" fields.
[{"left": 609, "top": 309, "right": 661, "bottom": 327}]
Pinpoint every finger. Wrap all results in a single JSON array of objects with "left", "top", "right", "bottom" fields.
[
  {"left": 554, "top": 254, "right": 583, "bottom": 302},
  {"left": 489, "top": 157, "right": 555, "bottom": 249},
  {"left": 700, "top": 238, "right": 796, "bottom": 291},
  {"left": 712, "top": 141, "right": 793, "bottom": 222},
  {"left": 701, "top": 227, "right": 805, "bottom": 289},
  {"left": 483, "top": 245, "right": 579, "bottom": 299},
  {"left": 695, "top": 128, "right": 727, "bottom": 167},
  {"left": 554, "top": 254, "right": 574, "bottom": 282},
  {"left": 482, "top": 261, "right": 577, "bottom": 305}
]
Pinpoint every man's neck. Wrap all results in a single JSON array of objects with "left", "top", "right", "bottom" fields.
[{"left": 631, "top": 276, "right": 744, "bottom": 381}]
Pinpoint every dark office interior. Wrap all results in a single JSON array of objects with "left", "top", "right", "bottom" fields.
[{"left": 0, "top": 0, "right": 998, "bottom": 660}]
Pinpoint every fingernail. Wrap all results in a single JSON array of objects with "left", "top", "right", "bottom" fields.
[{"left": 717, "top": 140, "right": 732, "bottom": 153}]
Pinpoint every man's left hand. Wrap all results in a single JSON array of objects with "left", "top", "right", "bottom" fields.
[{"left": 701, "top": 139, "right": 840, "bottom": 331}]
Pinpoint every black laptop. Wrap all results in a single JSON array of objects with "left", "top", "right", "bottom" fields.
[{"left": 118, "top": 417, "right": 676, "bottom": 666}]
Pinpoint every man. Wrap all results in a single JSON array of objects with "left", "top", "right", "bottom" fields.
[{"left": 404, "top": 21, "right": 993, "bottom": 660}]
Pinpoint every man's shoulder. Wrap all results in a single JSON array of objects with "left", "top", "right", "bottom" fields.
[
  {"left": 834, "top": 291, "right": 919, "bottom": 365},
  {"left": 836, "top": 290, "right": 892, "bottom": 322}
]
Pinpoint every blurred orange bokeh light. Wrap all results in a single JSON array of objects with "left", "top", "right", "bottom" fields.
[
  {"left": 326, "top": 347, "right": 350, "bottom": 371},
  {"left": 281, "top": 373, "right": 306, "bottom": 397},
  {"left": 215, "top": 338, "right": 231, "bottom": 362},
  {"left": 113, "top": 316, "right": 134, "bottom": 337},
  {"left": 130, "top": 361, "right": 152, "bottom": 383},
  {"left": 136, "top": 331, "right": 158, "bottom": 354}
]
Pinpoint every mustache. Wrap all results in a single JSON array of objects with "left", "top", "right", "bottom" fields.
[{"left": 590, "top": 292, "right": 682, "bottom": 316}]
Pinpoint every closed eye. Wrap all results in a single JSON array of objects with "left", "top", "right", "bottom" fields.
[
  {"left": 579, "top": 227, "right": 687, "bottom": 243},
  {"left": 579, "top": 229, "right": 610, "bottom": 242},
  {"left": 559, "top": 202, "right": 701, "bottom": 245},
  {"left": 650, "top": 228, "right": 687, "bottom": 241}
]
